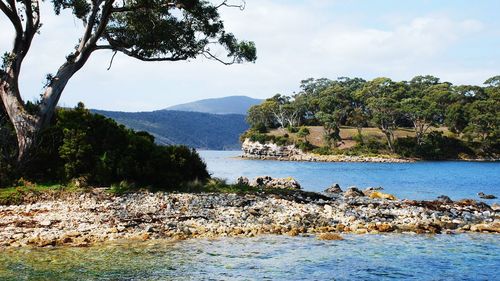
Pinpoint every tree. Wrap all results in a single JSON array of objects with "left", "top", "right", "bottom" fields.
[
  {"left": 400, "top": 98, "right": 439, "bottom": 145},
  {"left": 0, "top": 0, "right": 256, "bottom": 162},
  {"left": 367, "top": 97, "right": 400, "bottom": 152}
]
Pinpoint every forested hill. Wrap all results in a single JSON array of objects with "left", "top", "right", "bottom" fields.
[
  {"left": 92, "top": 109, "right": 248, "bottom": 150},
  {"left": 165, "top": 96, "right": 262, "bottom": 115}
]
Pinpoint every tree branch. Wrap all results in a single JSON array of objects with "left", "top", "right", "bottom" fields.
[
  {"left": 216, "top": 0, "right": 246, "bottom": 10},
  {"left": 96, "top": 45, "right": 189, "bottom": 61},
  {"left": 0, "top": 0, "right": 23, "bottom": 36},
  {"left": 202, "top": 50, "right": 236, "bottom": 65}
]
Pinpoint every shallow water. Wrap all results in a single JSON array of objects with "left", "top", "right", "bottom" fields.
[
  {"left": 199, "top": 150, "right": 500, "bottom": 203},
  {"left": 1, "top": 234, "right": 499, "bottom": 280},
  {"left": 1, "top": 151, "right": 499, "bottom": 280}
]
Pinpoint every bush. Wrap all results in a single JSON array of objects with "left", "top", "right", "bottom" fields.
[
  {"left": 296, "top": 140, "right": 314, "bottom": 151},
  {"left": 4, "top": 104, "right": 210, "bottom": 189},
  {"left": 312, "top": 146, "right": 334, "bottom": 155},
  {"left": 395, "top": 131, "right": 474, "bottom": 159},
  {"left": 287, "top": 126, "right": 298, "bottom": 133}
]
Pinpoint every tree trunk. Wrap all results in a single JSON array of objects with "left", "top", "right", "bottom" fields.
[{"left": 0, "top": 82, "right": 41, "bottom": 162}]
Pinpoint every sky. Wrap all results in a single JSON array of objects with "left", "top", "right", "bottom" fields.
[{"left": 1, "top": 0, "right": 499, "bottom": 111}]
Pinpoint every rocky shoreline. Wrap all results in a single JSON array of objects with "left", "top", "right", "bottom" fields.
[
  {"left": 0, "top": 184, "right": 498, "bottom": 248},
  {"left": 241, "top": 139, "right": 413, "bottom": 163}
]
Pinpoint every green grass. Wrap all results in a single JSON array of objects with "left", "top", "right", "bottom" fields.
[{"left": 0, "top": 183, "right": 80, "bottom": 205}]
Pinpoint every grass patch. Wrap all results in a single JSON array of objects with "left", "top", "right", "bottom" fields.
[{"left": 0, "top": 183, "right": 80, "bottom": 205}]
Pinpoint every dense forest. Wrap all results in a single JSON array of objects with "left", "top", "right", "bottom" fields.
[
  {"left": 93, "top": 109, "right": 249, "bottom": 150},
  {"left": 244, "top": 75, "right": 499, "bottom": 159}
]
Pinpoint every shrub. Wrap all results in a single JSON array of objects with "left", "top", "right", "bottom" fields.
[
  {"left": 287, "top": 126, "right": 298, "bottom": 133},
  {"left": 296, "top": 140, "right": 314, "bottom": 151},
  {"left": 4, "top": 104, "right": 210, "bottom": 189},
  {"left": 395, "top": 131, "right": 474, "bottom": 159}
]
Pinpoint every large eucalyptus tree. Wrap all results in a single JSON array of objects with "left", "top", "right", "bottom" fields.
[{"left": 0, "top": 0, "right": 256, "bottom": 161}]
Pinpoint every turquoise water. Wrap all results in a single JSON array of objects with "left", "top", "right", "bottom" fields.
[
  {"left": 1, "top": 151, "right": 499, "bottom": 280},
  {"left": 1, "top": 235, "right": 499, "bottom": 280},
  {"left": 199, "top": 150, "right": 500, "bottom": 203}
]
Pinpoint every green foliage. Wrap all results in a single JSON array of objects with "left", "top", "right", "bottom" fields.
[
  {"left": 94, "top": 109, "right": 249, "bottom": 150},
  {"left": 109, "top": 181, "right": 137, "bottom": 195},
  {"left": 395, "top": 132, "right": 474, "bottom": 159},
  {"left": 6, "top": 104, "right": 210, "bottom": 189},
  {"left": 296, "top": 139, "right": 314, "bottom": 152},
  {"left": 287, "top": 126, "right": 298, "bottom": 133},
  {"left": 244, "top": 74, "right": 499, "bottom": 158}
]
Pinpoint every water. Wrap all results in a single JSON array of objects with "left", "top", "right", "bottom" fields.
[
  {"left": 1, "top": 235, "right": 499, "bottom": 280},
  {"left": 1, "top": 151, "right": 499, "bottom": 280},
  {"left": 199, "top": 150, "right": 500, "bottom": 203}
]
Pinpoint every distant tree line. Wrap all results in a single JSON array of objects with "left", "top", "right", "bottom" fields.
[{"left": 246, "top": 75, "right": 499, "bottom": 157}]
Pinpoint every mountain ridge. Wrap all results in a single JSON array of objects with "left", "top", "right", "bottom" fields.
[{"left": 164, "top": 95, "right": 262, "bottom": 115}]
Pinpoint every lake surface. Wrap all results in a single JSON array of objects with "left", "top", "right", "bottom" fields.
[
  {"left": 1, "top": 151, "right": 499, "bottom": 280},
  {"left": 199, "top": 150, "right": 500, "bottom": 203}
]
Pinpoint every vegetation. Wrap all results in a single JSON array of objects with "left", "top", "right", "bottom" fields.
[
  {"left": 0, "top": 0, "right": 256, "bottom": 164},
  {"left": 245, "top": 75, "right": 500, "bottom": 159},
  {"left": 0, "top": 103, "right": 210, "bottom": 188},
  {"left": 93, "top": 109, "right": 249, "bottom": 150}
]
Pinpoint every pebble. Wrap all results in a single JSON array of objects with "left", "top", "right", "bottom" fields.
[{"left": 0, "top": 189, "right": 498, "bottom": 248}]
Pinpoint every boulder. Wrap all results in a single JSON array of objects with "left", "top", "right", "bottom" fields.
[
  {"left": 437, "top": 195, "right": 453, "bottom": 203},
  {"left": 344, "top": 187, "right": 365, "bottom": 197},
  {"left": 363, "top": 186, "right": 383, "bottom": 196},
  {"left": 478, "top": 192, "right": 497, "bottom": 199},
  {"left": 236, "top": 176, "right": 249, "bottom": 186},
  {"left": 317, "top": 233, "right": 343, "bottom": 240},
  {"left": 324, "top": 184, "right": 343, "bottom": 194},
  {"left": 249, "top": 176, "right": 301, "bottom": 190},
  {"left": 369, "top": 191, "right": 397, "bottom": 200}
]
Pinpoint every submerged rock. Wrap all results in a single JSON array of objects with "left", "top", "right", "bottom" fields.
[
  {"left": 478, "top": 192, "right": 497, "bottom": 199},
  {"left": 317, "top": 233, "right": 343, "bottom": 240}
]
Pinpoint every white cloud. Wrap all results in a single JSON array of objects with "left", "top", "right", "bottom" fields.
[{"left": 0, "top": 1, "right": 497, "bottom": 111}]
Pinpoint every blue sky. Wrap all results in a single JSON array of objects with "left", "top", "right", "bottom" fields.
[{"left": 1, "top": 0, "right": 499, "bottom": 111}]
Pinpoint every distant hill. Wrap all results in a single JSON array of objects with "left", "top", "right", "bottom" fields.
[
  {"left": 165, "top": 95, "right": 262, "bottom": 115},
  {"left": 92, "top": 109, "right": 248, "bottom": 150}
]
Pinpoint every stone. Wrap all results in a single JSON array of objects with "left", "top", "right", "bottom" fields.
[
  {"left": 325, "top": 184, "right": 343, "bottom": 194},
  {"left": 437, "top": 195, "right": 453, "bottom": 203},
  {"left": 250, "top": 176, "right": 301, "bottom": 190},
  {"left": 369, "top": 191, "right": 397, "bottom": 201},
  {"left": 477, "top": 192, "right": 497, "bottom": 199},
  {"left": 236, "top": 177, "right": 249, "bottom": 186},
  {"left": 317, "top": 233, "right": 343, "bottom": 240},
  {"left": 39, "top": 220, "right": 52, "bottom": 227},
  {"left": 470, "top": 222, "right": 500, "bottom": 233},
  {"left": 362, "top": 187, "right": 383, "bottom": 196},
  {"left": 344, "top": 187, "right": 365, "bottom": 197}
]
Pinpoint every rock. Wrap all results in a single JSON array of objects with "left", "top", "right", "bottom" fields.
[
  {"left": 236, "top": 177, "right": 249, "bottom": 186},
  {"left": 492, "top": 203, "right": 500, "bottom": 211},
  {"left": 317, "top": 233, "right": 343, "bottom": 240},
  {"left": 362, "top": 187, "right": 383, "bottom": 196},
  {"left": 344, "top": 187, "right": 365, "bottom": 197},
  {"left": 369, "top": 191, "right": 397, "bottom": 200},
  {"left": 250, "top": 176, "right": 301, "bottom": 190},
  {"left": 437, "top": 195, "right": 453, "bottom": 203},
  {"left": 39, "top": 220, "right": 52, "bottom": 227},
  {"left": 377, "top": 223, "right": 394, "bottom": 232},
  {"left": 470, "top": 222, "right": 500, "bottom": 233},
  {"left": 478, "top": 192, "right": 497, "bottom": 199},
  {"left": 325, "top": 184, "right": 343, "bottom": 194}
]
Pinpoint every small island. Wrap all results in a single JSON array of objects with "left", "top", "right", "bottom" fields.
[{"left": 240, "top": 76, "right": 499, "bottom": 162}]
